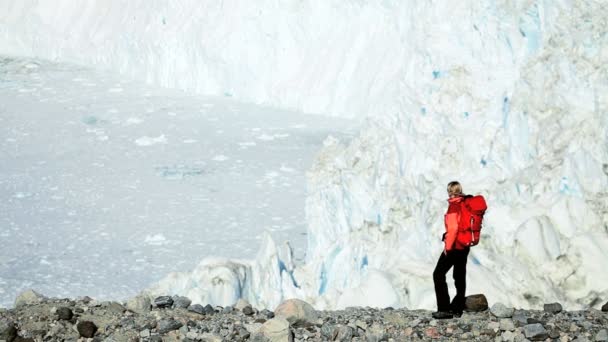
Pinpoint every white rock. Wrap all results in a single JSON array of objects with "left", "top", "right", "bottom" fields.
[
  {"left": 126, "top": 295, "right": 151, "bottom": 314},
  {"left": 255, "top": 318, "right": 292, "bottom": 342},
  {"left": 274, "top": 299, "right": 317, "bottom": 326},
  {"left": 235, "top": 298, "right": 251, "bottom": 311},
  {"left": 14, "top": 289, "right": 45, "bottom": 308}
]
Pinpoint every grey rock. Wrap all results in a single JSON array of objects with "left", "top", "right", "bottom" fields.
[
  {"left": 77, "top": 321, "right": 98, "bottom": 338},
  {"left": 336, "top": 325, "right": 354, "bottom": 341},
  {"left": 203, "top": 304, "right": 216, "bottom": 315},
  {"left": 261, "top": 309, "right": 275, "bottom": 319},
  {"left": 154, "top": 296, "right": 173, "bottom": 309},
  {"left": 14, "top": 289, "right": 46, "bottom": 308},
  {"left": 57, "top": 307, "right": 73, "bottom": 320},
  {"left": 596, "top": 329, "right": 608, "bottom": 342},
  {"left": 490, "top": 303, "right": 514, "bottom": 318},
  {"left": 140, "top": 329, "right": 151, "bottom": 338},
  {"left": 523, "top": 323, "right": 548, "bottom": 341},
  {"left": 0, "top": 319, "right": 17, "bottom": 342},
  {"left": 321, "top": 322, "right": 337, "bottom": 339},
  {"left": 235, "top": 299, "right": 252, "bottom": 311},
  {"left": 543, "top": 302, "right": 563, "bottom": 314},
  {"left": 172, "top": 296, "right": 192, "bottom": 309},
  {"left": 243, "top": 305, "right": 255, "bottom": 316},
  {"left": 365, "top": 323, "right": 387, "bottom": 342},
  {"left": 188, "top": 304, "right": 204, "bottom": 315},
  {"left": 512, "top": 310, "right": 528, "bottom": 326},
  {"left": 222, "top": 306, "right": 234, "bottom": 314},
  {"left": 465, "top": 294, "right": 488, "bottom": 312},
  {"left": 158, "top": 318, "right": 183, "bottom": 334}
]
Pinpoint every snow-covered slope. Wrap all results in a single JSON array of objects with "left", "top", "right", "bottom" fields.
[{"left": 2, "top": 0, "right": 607, "bottom": 310}]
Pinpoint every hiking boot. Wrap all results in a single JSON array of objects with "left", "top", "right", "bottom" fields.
[
  {"left": 450, "top": 310, "right": 463, "bottom": 318},
  {"left": 432, "top": 311, "right": 454, "bottom": 319}
]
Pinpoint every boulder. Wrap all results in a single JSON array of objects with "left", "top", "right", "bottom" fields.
[
  {"left": 523, "top": 323, "right": 548, "bottom": 341},
  {"left": 77, "top": 321, "right": 98, "bottom": 338},
  {"left": 490, "top": 303, "right": 514, "bottom": 318},
  {"left": 465, "top": 294, "right": 488, "bottom": 312},
  {"left": 56, "top": 307, "right": 73, "bottom": 320},
  {"left": 172, "top": 296, "right": 192, "bottom": 309},
  {"left": 274, "top": 299, "right": 317, "bottom": 326},
  {"left": 543, "top": 302, "right": 563, "bottom": 314},
  {"left": 153, "top": 296, "right": 173, "bottom": 309}
]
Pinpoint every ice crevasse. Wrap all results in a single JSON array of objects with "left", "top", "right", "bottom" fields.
[{"left": 1, "top": 0, "right": 607, "bottom": 310}]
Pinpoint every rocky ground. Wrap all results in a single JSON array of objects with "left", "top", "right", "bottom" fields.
[{"left": 1, "top": 290, "right": 607, "bottom": 341}]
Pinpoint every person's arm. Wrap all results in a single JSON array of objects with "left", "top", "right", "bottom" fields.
[{"left": 444, "top": 206, "right": 460, "bottom": 252}]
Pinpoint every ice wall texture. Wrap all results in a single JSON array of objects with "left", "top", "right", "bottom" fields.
[
  {"left": 2, "top": 0, "right": 607, "bottom": 310},
  {"left": 0, "top": 0, "right": 408, "bottom": 118},
  {"left": 304, "top": 0, "right": 608, "bottom": 310}
]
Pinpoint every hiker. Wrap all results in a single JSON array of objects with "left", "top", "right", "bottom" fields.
[{"left": 432, "top": 181, "right": 470, "bottom": 319}]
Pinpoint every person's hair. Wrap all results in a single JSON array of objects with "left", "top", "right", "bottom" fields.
[{"left": 447, "top": 181, "right": 463, "bottom": 197}]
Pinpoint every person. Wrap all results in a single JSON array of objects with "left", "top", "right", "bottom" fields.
[{"left": 432, "top": 181, "right": 470, "bottom": 319}]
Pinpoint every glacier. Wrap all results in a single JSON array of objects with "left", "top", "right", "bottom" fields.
[{"left": 1, "top": 0, "right": 607, "bottom": 311}]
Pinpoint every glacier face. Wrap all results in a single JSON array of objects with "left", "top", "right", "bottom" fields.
[
  {"left": 2, "top": 0, "right": 607, "bottom": 310},
  {"left": 1, "top": 0, "right": 411, "bottom": 118}
]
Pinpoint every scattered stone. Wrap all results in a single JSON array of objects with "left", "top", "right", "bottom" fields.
[
  {"left": 491, "top": 302, "right": 514, "bottom": 318},
  {"left": 56, "top": 307, "right": 73, "bottom": 320},
  {"left": 425, "top": 327, "right": 441, "bottom": 339},
  {"left": 487, "top": 321, "right": 500, "bottom": 332},
  {"left": 544, "top": 302, "right": 563, "bottom": 314},
  {"left": 126, "top": 294, "right": 151, "bottom": 314},
  {"left": 274, "top": 299, "right": 318, "bottom": 326},
  {"left": 512, "top": 310, "right": 528, "bottom": 326},
  {"left": 243, "top": 305, "right": 255, "bottom": 316},
  {"left": 336, "top": 325, "right": 354, "bottom": 341},
  {"left": 172, "top": 296, "right": 192, "bottom": 309},
  {"left": 203, "top": 304, "right": 216, "bottom": 315},
  {"left": 14, "top": 289, "right": 46, "bottom": 308},
  {"left": 499, "top": 319, "right": 516, "bottom": 331},
  {"left": 261, "top": 309, "right": 275, "bottom": 319},
  {"left": 103, "top": 301, "right": 126, "bottom": 314},
  {"left": 465, "top": 294, "right": 488, "bottom": 312},
  {"left": 154, "top": 296, "right": 173, "bottom": 309},
  {"left": 320, "top": 322, "right": 336, "bottom": 339},
  {"left": 140, "top": 329, "right": 151, "bottom": 338},
  {"left": 188, "top": 304, "right": 204, "bottom": 314},
  {"left": 158, "top": 318, "right": 183, "bottom": 334},
  {"left": 77, "top": 321, "right": 98, "bottom": 338},
  {"left": 596, "top": 329, "right": 608, "bottom": 342},
  {"left": 523, "top": 323, "right": 549, "bottom": 341}
]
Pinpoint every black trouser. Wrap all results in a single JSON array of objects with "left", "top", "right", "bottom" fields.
[{"left": 433, "top": 248, "right": 470, "bottom": 312}]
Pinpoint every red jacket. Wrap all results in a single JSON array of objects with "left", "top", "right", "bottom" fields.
[{"left": 444, "top": 196, "right": 466, "bottom": 251}]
